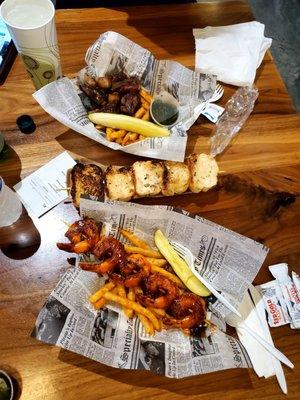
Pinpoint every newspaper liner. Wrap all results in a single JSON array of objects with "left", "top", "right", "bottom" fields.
[
  {"left": 33, "top": 199, "right": 269, "bottom": 378},
  {"left": 33, "top": 31, "right": 216, "bottom": 162}
]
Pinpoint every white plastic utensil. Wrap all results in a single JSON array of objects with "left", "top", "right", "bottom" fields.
[
  {"left": 226, "top": 312, "right": 294, "bottom": 370},
  {"left": 209, "top": 83, "right": 224, "bottom": 103},
  {"left": 194, "top": 83, "right": 225, "bottom": 120},
  {"left": 248, "top": 285, "right": 288, "bottom": 394},
  {"left": 170, "top": 240, "right": 241, "bottom": 317},
  {"left": 199, "top": 84, "right": 224, "bottom": 122}
]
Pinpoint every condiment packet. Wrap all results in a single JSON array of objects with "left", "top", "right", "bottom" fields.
[
  {"left": 201, "top": 103, "right": 224, "bottom": 123},
  {"left": 292, "top": 271, "right": 300, "bottom": 293},
  {"left": 257, "top": 280, "right": 291, "bottom": 327},
  {"left": 269, "top": 264, "right": 300, "bottom": 329}
]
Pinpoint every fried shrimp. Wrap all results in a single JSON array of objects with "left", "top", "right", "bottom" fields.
[
  {"left": 80, "top": 237, "right": 126, "bottom": 274},
  {"left": 164, "top": 293, "right": 206, "bottom": 329},
  {"left": 137, "top": 273, "right": 179, "bottom": 309},
  {"left": 109, "top": 254, "right": 151, "bottom": 287},
  {"left": 121, "top": 254, "right": 151, "bottom": 287},
  {"left": 57, "top": 217, "right": 100, "bottom": 253}
]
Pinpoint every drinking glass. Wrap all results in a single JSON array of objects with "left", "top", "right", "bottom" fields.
[{"left": 0, "top": 177, "right": 22, "bottom": 227}]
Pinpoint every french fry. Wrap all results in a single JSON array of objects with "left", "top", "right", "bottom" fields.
[
  {"left": 128, "top": 287, "right": 135, "bottom": 302},
  {"left": 134, "top": 107, "right": 146, "bottom": 119},
  {"left": 134, "top": 287, "right": 159, "bottom": 332},
  {"left": 142, "top": 111, "right": 150, "bottom": 121},
  {"left": 111, "top": 130, "right": 127, "bottom": 140},
  {"left": 122, "top": 132, "right": 132, "bottom": 146},
  {"left": 103, "top": 292, "right": 160, "bottom": 330},
  {"left": 113, "top": 286, "right": 119, "bottom": 294},
  {"left": 140, "top": 88, "right": 152, "bottom": 104},
  {"left": 106, "top": 127, "right": 115, "bottom": 141},
  {"left": 116, "top": 137, "right": 124, "bottom": 145},
  {"left": 117, "top": 284, "right": 126, "bottom": 298},
  {"left": 124, "top": 245, "right": 162, "bottom": 259},
  {"left": 106, "top": 127, "right": 115, "bottom": 135},
  {"left": 138, "top": 314, "right": 154, "bottom": 335},
  {"left": 128, "top": 133, "right": 138, "bottom": 141},
  {"left": 90, "top": 281, "right": 115, "bottom": 304},
  {"left": 107, "top": 127, "right": 126, "bottom": 142},
  {"left": 150, "top": 265, "right": 185, "bottom": 288},
  {"left": 146, "top": 257, "right": 167, "bottom": 267},
  {"left": 141, "top": 98, "right": 150, "bottom": 110},
  {"left": 119, "top": 229, "right": 150, "bottom": 250},
  {"left": 117, "top": 284, "right": 133, "bottom": 318},
  {"left": 149, "top": 307, "right": 166, "bottom": 317},
  {"left": 94, "top": 297, "right": 107, "bottom": 310}
]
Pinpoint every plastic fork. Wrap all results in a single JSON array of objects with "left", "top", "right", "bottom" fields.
[
  {"left": 209, "top": 83, "right": 224, "bottom": 103},
  {"left": 199, "top": 84, "right": 224, "bottom": 121},
  {"left": 169, "top": 240, "right": 241, "bottom": 317},
  {"left": 194, "top": 84, "right": 224, "bottom": 119}
]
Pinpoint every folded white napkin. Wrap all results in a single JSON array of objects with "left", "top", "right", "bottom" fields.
[
  {"left": 236, "top": 291, "right": 275, "bottom": 379},
  {"left": 193, "top": 22, "right": 272, "bottom": 86}
]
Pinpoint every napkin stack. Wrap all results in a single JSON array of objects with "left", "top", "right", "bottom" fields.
[
  {"left": 193, "top": 22, "right": 272, "bottom": 86},
  {"left": 235, "top": 286, "right": 287, "bottom": 394}
]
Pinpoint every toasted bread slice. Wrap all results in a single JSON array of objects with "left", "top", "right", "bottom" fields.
[
  {"left": 162, "top": 161, "right": 190, "bottom": 196},
  {"left": 187, "top": 154, "right": 219, "bottom": 193},
  {"left": 70, "top": 163, "right": 104, "bottom": 207},
  {"left": 132, "top": 160, "right": 164, "bottom": 197},
  {"left": 105, "top": 166, "right": 135, "bottom": 201}
]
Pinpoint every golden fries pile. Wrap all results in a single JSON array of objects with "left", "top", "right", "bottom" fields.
[
  {"left": 89, "top": 228, "right": 183, "bottom": 335},
  {"left": 95, "top": 89, "right": 153, "bottom": 146}
]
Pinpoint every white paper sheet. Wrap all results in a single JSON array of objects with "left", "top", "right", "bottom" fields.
[{"left": 14, "top": 151, "right": 76, "bottom": 217}]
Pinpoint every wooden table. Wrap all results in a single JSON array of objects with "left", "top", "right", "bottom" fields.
[{"left": 0, "top": 2, "right": 299, "bottom": 399}]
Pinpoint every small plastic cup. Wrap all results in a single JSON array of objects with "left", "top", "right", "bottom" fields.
[
  {"left": 0, "top": 177, "right": 22, "bottom": 227},
  {"left": 150, "top": 91, "right": 180, "bottom": 128},
  {"left": 0, "top": 370, "right": 14, "bottom": 400}
]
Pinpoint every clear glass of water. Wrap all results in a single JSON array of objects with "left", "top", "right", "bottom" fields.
[{"left": 0, "top": 177, "right": 22, "bottom": 227}]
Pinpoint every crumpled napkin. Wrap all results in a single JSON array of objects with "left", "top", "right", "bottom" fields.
[{"left": 193, "top": 22, "right": 272, "bottom": 86}]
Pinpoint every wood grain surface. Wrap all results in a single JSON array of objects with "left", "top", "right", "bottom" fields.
[{"left": 0, "top": 2, "right": 299, "bottom": 400}]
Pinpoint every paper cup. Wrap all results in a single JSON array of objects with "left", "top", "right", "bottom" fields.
[{"left": 0, "top": 0, "right": 62, "bottom": 89}]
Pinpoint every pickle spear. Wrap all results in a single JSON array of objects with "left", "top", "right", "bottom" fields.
[
  {"left": 154, "top": 229, "right": 211, "bottom": 297},
  {"left": 88, "top": 113, "right": 170, "bottom": 138}
]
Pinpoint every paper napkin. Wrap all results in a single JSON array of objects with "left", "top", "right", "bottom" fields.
[{"left": 193, "top": 22, "right": 272, "bottom": 86}]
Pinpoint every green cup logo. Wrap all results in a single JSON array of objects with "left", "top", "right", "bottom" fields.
[{"left": 20, "top": 53, "right": 57, "bottom": 89}]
